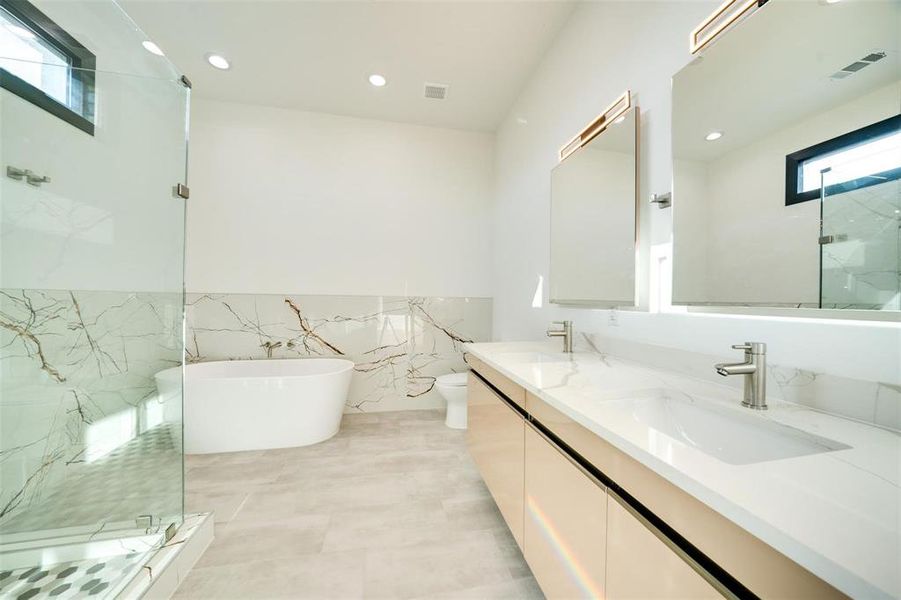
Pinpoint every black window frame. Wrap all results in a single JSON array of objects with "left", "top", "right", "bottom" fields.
[
  {"left": 784, "top": 114, "right": 901, "bottom": 206},
  {"left": 0, "top": 0, "right": 96, "bottom": 135}
]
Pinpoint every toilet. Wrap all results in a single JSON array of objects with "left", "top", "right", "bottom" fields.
[{"left": 435, "top": 372, "right": 469, "bottom": 429}]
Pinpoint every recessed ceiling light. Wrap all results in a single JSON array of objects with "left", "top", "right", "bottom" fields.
[
  {"left": 369, "top": 74, "right": 387, "bottom": 87},
  {"left": 612, "top": 115, "right": 626, "bottom": 125},
  {"left": 206, "top": 53, "right": 231, "bottom": 70},
  {"left": 142, "top": 41, "right": 164, "bottom": 56},
  {"left": 825, "top": 0, "right": 842, "bottom": 4},
  {"left": 705, "top": 130, "right": 724, "bottom": 141},
  {"left": 6, "top": 23, "right": 34, "bottom": 40}
]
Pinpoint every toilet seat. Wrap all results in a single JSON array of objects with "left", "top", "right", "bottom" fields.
[{"left": 437, "top": 372, "right": 468, "bottom": 387}]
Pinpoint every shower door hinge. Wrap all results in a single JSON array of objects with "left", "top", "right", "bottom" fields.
[
  {"left": 818, "top": 234, "right": 847, "bottom": 245},
  {"left": 650, "top": 192, "right": 671, "bottom": 209},
  {"left": 136, "top": 514, "right": 155, "bottom": 530},
  {"left": 180, "top": 75, "right": 192, "bottom": 89},
  {"left": 174, "top": 183, "right": 190, "bottom": 199}
]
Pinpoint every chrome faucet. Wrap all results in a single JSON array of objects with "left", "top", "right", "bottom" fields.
[
  {"left": 547, "top": 320, "right": 573, "bottom": 353},
  {"left": 715, "top": 342, "right": 767, "bottom": 410}
]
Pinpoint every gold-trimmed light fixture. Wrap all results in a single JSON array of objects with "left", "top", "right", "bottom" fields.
[
  {"left": 690, "top": 0, "right": 765, "bottom": 54},
  {"left": 558, "top": 90, "right": 631, "bottom": 162}
]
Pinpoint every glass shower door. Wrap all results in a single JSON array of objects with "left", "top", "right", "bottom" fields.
[
  {"left": 819, "top": 157, "right": 901, "bottom": 310},
  {"left": 0, "top": 58, "right": 188, "bottom": 598}
]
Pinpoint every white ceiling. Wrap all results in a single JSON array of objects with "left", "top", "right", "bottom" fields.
[
  {"left": 119, "top": 0, "right": 576, "bottom": 132},
  {"left": 673, "top": 0, "right": 900, "bottom": 161}
]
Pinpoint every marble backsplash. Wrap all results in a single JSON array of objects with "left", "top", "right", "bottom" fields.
[
  {"left": 185, "top": 293, "right": 492, "bottom": 412},
  {"left": 0, "top": 288, "right": 184, "bottom": 533},
  {"left": 580, "top": 333, "right": 901, "bottom": 431}
]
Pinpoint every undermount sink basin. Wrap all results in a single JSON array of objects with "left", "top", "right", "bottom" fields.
[{"left": 607, "top": 390, "right": 851, "bottom": 465}]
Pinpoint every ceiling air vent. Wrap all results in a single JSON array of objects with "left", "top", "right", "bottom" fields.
[
  {"left": 424, "top": 83, "right": 449, "bottom": 100},
  {"left": 830, "top": 50, "right": 887, "bottom": 80}
]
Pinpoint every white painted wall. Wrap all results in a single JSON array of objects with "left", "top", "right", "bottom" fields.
[
  {"left": 491, "top": 1, "right": 900, "bottom": 385},
  {"left": 186, "top": 98, "right": 494, "bottom": 298}
]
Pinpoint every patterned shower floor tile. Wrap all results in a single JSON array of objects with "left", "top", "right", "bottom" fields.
[{"left": 0, "top": 551, "right": 145, "bottom": 600}]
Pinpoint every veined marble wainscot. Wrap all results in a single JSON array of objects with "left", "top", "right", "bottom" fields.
[
  {"left": 0, "top": 289, "right": 183, "bottom": 533},
  {"left": 186, "top": 293, "right": 492, "bottom": 412}
]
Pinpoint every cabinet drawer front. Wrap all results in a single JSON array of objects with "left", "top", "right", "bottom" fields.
[
  {"left": 466, "top": 354, "right": 526, "bottom": 409},
  {"left": 526, "top": 392, "right": 843, "bottom": 599},
  {"left": 467, "top": 373, "right": 525, "bottom": 547},
  {"left": 524, "top": 425, "right": 607, "bottom": 600},
  {"left": 606, "top": 493, "right": 722, "bottom": 600}
]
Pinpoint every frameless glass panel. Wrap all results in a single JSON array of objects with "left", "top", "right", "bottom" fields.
[
  {"left": 820, "top": 158, "right": 901, "bottom": 310},
  {"left": 0, "top": 59, "right": 187, "bottom": 597}
]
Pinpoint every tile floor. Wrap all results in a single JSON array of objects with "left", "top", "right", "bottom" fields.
[
  {"left": 176, "top": 410, "right": 543, "bottom": 599},
  {"left": 0, "top": 552, "right": 145, "bottom": 600},
  {"left": 1, "top": 424, "right": 181, "bottom": 535}
]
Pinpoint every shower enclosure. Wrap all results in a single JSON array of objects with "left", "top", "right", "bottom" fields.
[
  {"left": 820, "top": 144, "right": 901, "bottom": 310},
  {"left": 0, "top": 1, "right": 188, "bottom": 597}
]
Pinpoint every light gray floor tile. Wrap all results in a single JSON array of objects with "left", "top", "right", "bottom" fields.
[
  {"left": 196, "top": 514, "right": 331, "bottom": 568},
  {"left": 175, "top": 550, "right": 366, "bottom": 599},
  {"left": 180, "top": 410, "right": 541, "bottom": 600},
  {"left": 362, "top": 531, "right": 515, "bottom": 599},
  {"left": 186, "top": 490, "right": 249, "bottom": 524}
]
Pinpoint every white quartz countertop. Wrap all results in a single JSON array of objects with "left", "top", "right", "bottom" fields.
[{"left": 464, "top": 341, "right": 901, "bottom": 599}]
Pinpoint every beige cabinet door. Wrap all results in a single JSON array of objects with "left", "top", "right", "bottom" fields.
[
  {"left": 524, "top": 425, "right": 607, "bottom": 600},
  {"left": 606, "top": 494, "right": 723, "bottom": 599},
  {"left": 467, "top": 373, "right": 525, "bottom": 547}
]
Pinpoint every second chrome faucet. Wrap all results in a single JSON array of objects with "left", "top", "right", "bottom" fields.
[
  {"left": 547, "top": 320, "right": 573, "bottom": 353},
  {"left": 715, "top": 342, "right": 767, "bottom": 410}
]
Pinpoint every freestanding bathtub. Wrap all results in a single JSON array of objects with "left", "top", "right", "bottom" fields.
[{"left": 155, "top": 358, "right": 354, "bottom": 454}]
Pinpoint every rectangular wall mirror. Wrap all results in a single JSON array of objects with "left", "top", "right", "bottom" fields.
[
  {"left": 550, "top": 105, "right": 638, "bottom": 306},
  {"left": 672, "top": 0, "right": 900, "bottom": 313}
]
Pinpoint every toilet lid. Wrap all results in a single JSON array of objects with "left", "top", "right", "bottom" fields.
[{"left": 437, "top": 372, "right": 468, "bottom": 387}]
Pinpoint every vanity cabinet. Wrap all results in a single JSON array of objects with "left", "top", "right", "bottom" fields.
[
  {"left": 466, "top": 373, "right": 525, "bottom": 547},
  {"left": 467, "top": 360, "right": 846, "bottom": 600},
  {"left": 606, "top": 494, "right": 720, "bottom": 599},
  {"left": 523, "top": 424, "right": 607, "bottom": 599}
]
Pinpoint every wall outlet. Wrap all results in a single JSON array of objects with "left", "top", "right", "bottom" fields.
[{"left": 608, "top": 310, "right": 618, "bottom": 326}]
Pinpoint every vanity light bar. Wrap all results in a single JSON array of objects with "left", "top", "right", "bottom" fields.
[
  {"left": 558, "top": 90, "right": 631, "bottom": 162},
  {"left": 690, "top": 0, "right": 763, "bottom": 54}
]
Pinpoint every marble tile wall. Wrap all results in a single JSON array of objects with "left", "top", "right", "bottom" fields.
[
  {"left": 185, "top": 293, "right": 492, "bottom": 413},
  {"left": 821, "top": 179, "right": 901, "bottom": 310},
  {"left": 580, "top": 334, "right": 901, "bottom": 431},
  {"left": 0, "top": 289, "right": 184, "bottom": 534},
  {"left": 0, "top": 289, "right": 490, "bottom": 531}
]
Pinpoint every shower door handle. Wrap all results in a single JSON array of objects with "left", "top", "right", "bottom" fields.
[
  {"left": 25, "top": 171, "right": 51, "bottom": 186},
  {"left": 6, "top": 166, "right": 26, "bottom": 180},
  {"left": 6, "top": 166, "right": 51, "bottom": 186},
  {"left": 818, "top": 234, "right": 847, "bottom": 245}
]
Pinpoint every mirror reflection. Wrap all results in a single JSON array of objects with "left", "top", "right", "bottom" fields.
[
  {"left": 672, "top": 0, "right": 900, "bottom": 311},
  {"left": 551, "top": 106, "right": 637, "bottom": 306}
]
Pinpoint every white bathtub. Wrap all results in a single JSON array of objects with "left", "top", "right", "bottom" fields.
[{"left": 155, "top": 358, "right": 354, "bottom": 454}]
